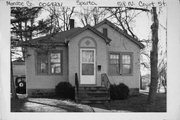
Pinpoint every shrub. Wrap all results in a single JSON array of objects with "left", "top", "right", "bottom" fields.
[
  {"left": 110, "top": 83, "right": 129, "bottom": 100},
  {"left": 55, "top": 82, "right": 75, "bottom": 100}
]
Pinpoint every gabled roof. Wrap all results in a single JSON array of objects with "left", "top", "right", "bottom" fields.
[
  {"left": 94, "top": 19, "right": 145, "bottom": 49},
  {"left": 23, "top": 25, "right": 111, "bottom": 46},
  {"left": 21, "top": 19, "right": 144, "bottom": 49},
  {"left": 23, "top": 27, "right": 81, "bottom": 46},
  {"left": 65, "top": 25, "right": 111, "bottom": 44}
]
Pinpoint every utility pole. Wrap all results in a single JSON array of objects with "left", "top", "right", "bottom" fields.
[{"left": 148, "top": 7, "right": 159, "bottom": 103}]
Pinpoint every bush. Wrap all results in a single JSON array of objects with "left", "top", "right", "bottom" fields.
[
  {"left": 55, "top": 82, "right": 75, "bottom": 100},
  {"left": 110, "top": 83, "right": 129, "bottom": 100}
]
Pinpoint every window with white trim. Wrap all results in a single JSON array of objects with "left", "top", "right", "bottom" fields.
[{"left": 109, "top": 52, "right": 133, "bottom": 75}]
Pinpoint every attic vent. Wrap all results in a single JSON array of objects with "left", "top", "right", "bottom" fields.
[{"left": 103, "top": 28, "right": 108, "bottom": 37}]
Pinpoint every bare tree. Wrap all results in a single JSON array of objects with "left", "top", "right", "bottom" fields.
[
  {"left": 158, "top": 60, "right": 167, "bottom": 93},
  {"left": 112, "top": 7, "right": 162, "bottom": 103},
  {"left": 43, "top": 6, "right": 75, "bottom": 33},
  {"left": 147, "top": 7, "right": 159, "bottom": 103},
  {"left": 158, "top": 37, "right": 167, "bottom": 93},
  {"left": 11, "top": 58, "right": 18, "bottom": 100},
  {"left": 75, "top": 7, "right": 108, "bottom": 26},
  {"left": 105, "top": 7, "right": 144, "bottom": 38}
]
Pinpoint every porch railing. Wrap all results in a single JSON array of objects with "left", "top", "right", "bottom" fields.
[
  {"left": 75, "top": 73, "right": 79, "bottom": 101},
  {"left": 101, "top": 73, "right": 111, "bottom": 90}
]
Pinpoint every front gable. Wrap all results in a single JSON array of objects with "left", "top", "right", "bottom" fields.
[
  {"left": 66, "top": 25, "right": 111, "bottom": 45},
  {"left": 67, "top": 28, "right": 109, "bottom": 86}
]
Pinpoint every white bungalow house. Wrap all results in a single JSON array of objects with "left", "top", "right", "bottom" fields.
[{"left": 22, "top": 19, "right": 144, "bottom": 102}]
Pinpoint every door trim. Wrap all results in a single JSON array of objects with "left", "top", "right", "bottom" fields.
[{"left": 79, "top": 48, "right": 96, "bottom": 85}]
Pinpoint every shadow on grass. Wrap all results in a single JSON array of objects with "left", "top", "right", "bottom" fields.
[
  {"left": 27, "top": 100, "right": 84, "bottom": 112},
  {"left": 90, "top": 92, "right": 166, "bottom": 112},
  {"left": 11, "top": 98, "right": 92, "bottom": 112},
  {"left": 11, "top": 93, "right": 166, "bottom": 112},
  {"left": 11, "top": 98, "right": 29, "bottom": 112}
]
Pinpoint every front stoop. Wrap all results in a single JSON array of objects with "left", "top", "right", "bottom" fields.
[{"left": 75, "top": 86, "right": 110, "bottom": 104}]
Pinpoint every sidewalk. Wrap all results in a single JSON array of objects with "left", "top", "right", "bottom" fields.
[
  {"left": 92, "top": 107, "right": 110, "bottom": 112},
  {"left": 91, "top": 106, "right": 131, "bottom": 112}
]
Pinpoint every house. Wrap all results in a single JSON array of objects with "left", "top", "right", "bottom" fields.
[
  {"left": 13, "top": 58, "right": 25, "bottom": 78},
  {"left": 141, "top": 74, "right": 150, "bottom": 90},
  {"left": 22, "top": 19, "right": 144, "bottom": 100}
]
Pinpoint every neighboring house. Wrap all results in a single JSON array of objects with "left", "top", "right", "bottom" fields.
[
  {"left": 12, "top": 58, "right": 26, "bottom": 79},
  {"left": 141, "top": 74, "right": 150, "bottom": 90},
  {"left": 22, "top": 19, "right": 144, "bottom": 99}
]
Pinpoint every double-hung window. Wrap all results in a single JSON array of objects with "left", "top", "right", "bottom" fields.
[
  {"left": 109, "top": 54, "right": 120, "bottom": 75},
  {"left": 109, "top": 52, "right": 133, "bottom": 75},
  {"left": 36, "top": 50, "right": 63, "bottom": 75},
  {"left": 37, "top": 52, "right": 48, "bottom": 74},
  {"left": 50, "top": 52, "right": 62, "bottom": 74}
]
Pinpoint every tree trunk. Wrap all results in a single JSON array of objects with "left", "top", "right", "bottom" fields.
[
  {"left": 11, "top": 61, "right": 18, "bottom": 100},
  {"left": 140, "top": 75, "right": 143, "bottom": 89},
  {"left": 148, "top": 7, "right": 159, "bottom": 103}
]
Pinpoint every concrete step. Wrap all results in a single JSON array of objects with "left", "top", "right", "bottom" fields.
[
  {"left": 77, "top": 97, "right": 110, "bottom": 104},
  {"left": 78, "top": 92, "right": 109, "bottom": 98},
  {"left": 78, "top": 86, "right": 107, "bottom": 91},
  {"left": 75, "top": 86, "right": 110, "bottom": 104},
  {"left": 78, "top": 89, "right": 108, "bottom": 93}
]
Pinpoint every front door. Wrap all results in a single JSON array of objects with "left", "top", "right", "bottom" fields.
[{"left": 80, "top": 48, "right": 96, "bottom": 85}]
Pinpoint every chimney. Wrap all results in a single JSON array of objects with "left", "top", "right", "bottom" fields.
[
  {"left": 103, "top": 28, "right": 108, "bottom": 37},
  {"left": 69, "top": 19, "right": 74, "bottom": 29}
]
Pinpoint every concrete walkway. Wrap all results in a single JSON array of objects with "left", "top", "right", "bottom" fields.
[{"left": 92, "top": 107, "right": 110, "bottom": 112}]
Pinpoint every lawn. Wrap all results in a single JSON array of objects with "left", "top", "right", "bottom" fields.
[
  {"left": 90, "top": 91, "right": 166, "bottom": 112},
  {"left": 11, "top": 91, "right": 166, "bottom": 112}
]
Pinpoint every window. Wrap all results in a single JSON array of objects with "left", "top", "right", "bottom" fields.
[
  {"left": 50, "top": 52, "right": 62, "bottom": 74},
  {"left": 122, "top": 54, "right": 132, "bottom": 74},
  {"left": 82, "top": 50, "right": 94, "bottom": 75},
  {"left": 109, "top": 54, "right": 120, "bottom": 75},
  {"left": 37, "top": 52, "right": 48, "bottom": 74},
  {"left": 37, "top": 50, "right": 62, "bottom": 75},
  {"left": 109, "top": 52, "right": 133, "bottom": 75}
]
